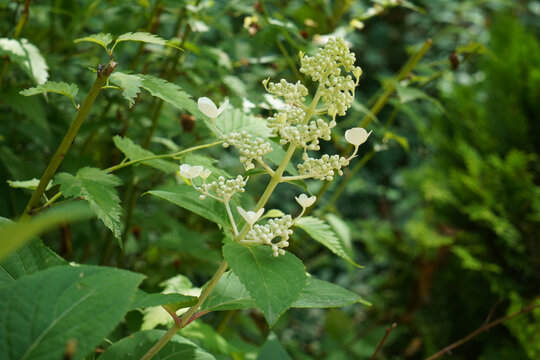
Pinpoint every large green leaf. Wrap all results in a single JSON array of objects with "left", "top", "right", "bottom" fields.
[
  {"left": 296, "top": 216, "right": 363, "bottom": 268},
  {"left": 215, "top": 108, "right": 272, "bottom": 138},
  {"left": 129, "top": 289, "right": 197, "bottom": 311},
  {"left": 109, "top": 72, "right": 143, "bottom": 107},
  {"left": 0, "top": 202, "right": 93, "bottom": 262},
  {"left": 0, "top": 237, "right": 66, "bottom": 286},
  {"left": 113, "top": 136, "right": 178, "bottom": 173},
  {"left": 202, "top": 271, "right": 368, "bottom": 311},
  {"left": 55, "top": 167, "right": 123, "bottom": 242},
  {"left": 20, "top": 81, "right": 78, "bottom": 105},
  {"left": 7, "top": 178, "right": 53, "bottom": 191},
  {"left": 222, "top": 243, "right": 306, "bottom": 326},
  {"left": 147, "top": 188, "right": 230, "bottom": 228},
  {"left": 141, "top": 75, "right": 196, "bottom": 113},
  {"left": 0, "top": 265, "right": 144, "bottom": 360},
  {"left": 0, "top": 38, "right": 48, "bottom": 84},
  {"left": 99, "top": 330, "right": 215, "bottom": 360},
  {"left": 201, "top": 271, "right": 256, "bottom": 312}
]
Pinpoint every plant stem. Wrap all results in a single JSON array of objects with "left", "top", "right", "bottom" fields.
[
  {"left": 20, "top": 61, "right": 117, "bottom": 220},
  {"left": 140, "top": 260, "right": 229, "bottom": 360}
]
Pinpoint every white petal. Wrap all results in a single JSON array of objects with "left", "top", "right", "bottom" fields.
[
  {"left": 237, "top": 206, "right": 250, "bottom": 223},
  {"left": 216, "top": 99, "right": 229, "bottom": 117},
  {"left": 296, "top": 193, "right": 316, "bottom": 208},
  {"left": 189, "top": 165, "right": 204, "bottom": 178},
  {"left": 179, "top": 164, "right": 192, "bottom": 178},
  {"left": 198, "top": 97, "right": 218, "bottom": 118},
  {"left": 200, "top": 169, "right": 212, "bottom": 180},
  {"left": 345, "top": 127, "right": 371, "bottom": 146}
]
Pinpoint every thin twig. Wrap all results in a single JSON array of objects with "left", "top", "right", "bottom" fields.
[
  {"left": 426, "top": 295, "right": 540, "bottom": 360},
  {"left": 370, "top": 322, "right": 397, "bottom": 359}
]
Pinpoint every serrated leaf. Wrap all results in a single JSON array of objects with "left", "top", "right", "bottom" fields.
[
  {"left": 0, "top": 265, "right": 144, "bottom": 360},
  {"left": 116, "top": 31, "right": 167, "bottom": 46},
  {"left": 55, "top": 167, "right": 123, "bottom": 243},
  {"left": 146, "top": 188, "right": 230, "bottom": 228},
  {"left": 215, "top": 108, "right": 272, "bottom": 138},
  {"left": 0, "top": 218, "right": 66, "bottom": 286},
  {"left": 74, "top": 33, "right": 113, "bottom": 52},
  {"left": 129, "top": 289, "right": 197, "bottom": 310},
  {"left": 99, "top": 330, "right": 215, "bottom": 360},
  {"left": 296, "top": 216, "right": 363, "bottom": 268},
  {"left": 140, "top": 74, "right": 197, "bottom": 113},
  {"left": 223, "top": 243, "right": 306, "bottom": 326},
  {"left": 109, "top": 72, "right": 143, "bottom": 107},
  {"left": 7, "top": 178, "right": 53, "bottom": 191},
  {"left": 0, "top": 38, "right": 48, "bottom": 84},
  {"left": 202, "top": 271, "right": 368, "bottom": 312},
  {"left": 0, "top": 202, "right": 93, "bottom": 262},
  {"left": 20, "top": 81, "right": 78, "bottom": 103},
  {"left": 113, "top": 136, "right": 178, "bottom": 173}
]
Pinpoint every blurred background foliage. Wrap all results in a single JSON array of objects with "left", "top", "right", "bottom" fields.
[{"left": 0, "top": 0, "right": 539, "bottom": 359}]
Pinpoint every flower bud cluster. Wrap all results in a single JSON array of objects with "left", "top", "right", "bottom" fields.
[
  {"left": 242, "top": 215, "right": 294, "bottom": 257},
  {"left": 297, "top": 154, "right": 350, "bottom": 181},
  {"left": 222, "top": 131, "right": 272, "bottom": 170},
  {"left": 279, "top": 118, "right": 335, "bottom": 153},
  {"left": 300, "top": 37, "right": 356, "bottom": 82},
  {"left": 198, "top": 175, "right": 247, "bottom": 202},
  {"left": 267, "top": 106, "right": 305, "bottom": 133},
  {"left": 263, "top": 78, "right": 308, "bottom": 105},
  {"left": 320, "top": 74, "right": 356, "bottom": 116}
]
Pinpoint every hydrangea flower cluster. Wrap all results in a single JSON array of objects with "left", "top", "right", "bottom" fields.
[
  {"left": 179, "top": 38, "right": 371, "bottom": 257},
  {"left": 222, "top": 131, "right": 273, "bottom": 170}
]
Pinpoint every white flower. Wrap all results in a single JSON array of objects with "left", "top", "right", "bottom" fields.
[
  {"left": 199, "top": 168, "right": 212, "bottom": 180},
  {"left": 295, "top": 194, "right": 316, "bottom": 208},
  {"left": 179, "top": 164, "right": 204, "bottom": 179},
  {"left": 345, "top": 127, "right": 372, "bottom": 147},
  {"left": 197, "top": 97, "right": 228, "bottom": 118},
  {"left": 237, "top": 207, "right": 264, "bottom": 226}
]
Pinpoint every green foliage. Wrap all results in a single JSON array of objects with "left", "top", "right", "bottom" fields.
[
  {"left": 20, "top": 81, "right": 79, "bottom": 107},
  {"left": 223, "top": 243, "right": 306, "bottom": 326},
  {"left": 100, "top": 330, "right": 215, "bottom": 360},
  {"left": 0, "top": 265, "right": 144, "bottom": 359},
  {"left": 55, "top": 168, "right": 123, "bottom": 242},
  {"left": 73, "top": 33, "right": 113, "bottom": 52},
  {"left": 0, "top": 38, "right": 48, "bottom": 84},
  {"left": 113, "top": 136, "right": 178, "bottom": 173},
  {"left": 296, "top": 216, "right": 362, "bottom": 267}
]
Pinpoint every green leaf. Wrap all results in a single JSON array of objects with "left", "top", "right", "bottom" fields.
[
  {"left": 293, "top": 276, "right": 371, "bottom": 308},
  {"left": 55, "top": 167, "right": 123, "bottom": 242},
  {"left": 265, "top": 140, "right": 298, "bottom": 175},
  {"left": 140, "top": 74, "right": 196, "bottom": 113},
  {"left": 115, "top": 31, "right": 167, "bottom": 46},
  {"left": 109, "top": 72, "right": 143, "bottom": 107},
  {"left": 0, "top": 265, "right": 144, "bottom": 360},
  {"left": 179, "top": 321, "right": 237, "bottom": 355},
  {"left": 202, "top": 271, "right": 369, "bottom": 311},
  {"left": 113, "top": 136, "right": 178, "bottom": 173},
  {"left": 223, "top": 243, "right": 306, "bottom": 326},
  {"left": 258, "top": 332, "right": 292, "bottom": 360},
  {"left": 74, "top": 33, "right": 113, "bottom": 52},
  {"left": 99, "top": 330, "right": 215, "bottom": 360},
  {"left": 129, "top": 289, "right": 197, "bottom": 311},
  {"left": 383, "top": 131, "right": 410, "bottom": 152},
  {"left": 0, "top": 38, "right": 48, "bottom": 84},
  {"left": 0, "top": 202, "right": 93, "bottom": 262},
  {"left": 0, "top": 218, "right": 66, "bottom": 286},
  {"left": 7, "top": 178, "right": 53, "bottom": 191},
  {"left": 20, "top": 81, "right": 78, "bottom": 105},
  {"left": 296, "top": 216, "right": 363, "bottom": 268},
  {"left": 215, "top": 108, "right": 272, "bottom": 138},
  {"left": 201, "top": 271, "right": 256, "bottom": 312},
  {"left": 147, "top": 188, "right": 231, "bottom": 228}
]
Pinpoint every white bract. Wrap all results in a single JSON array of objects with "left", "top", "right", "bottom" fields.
[
  {"left": 179, "top": 164, "right": 204, "bottom": 179},
  {"left": 199, "top": 168, "right": 212, "bottom": 180},
  {"left": 198, "top": 97, "right": 228, "bottom": 118},
  {"left": 237, "top": 207, "right": 264, "bottom": 226},
  {"left": 295, "top": 194, "right": 316, "bottom": 208},
  {"left": 345, "top": 127, "right": 372, "bottom": 147}
]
